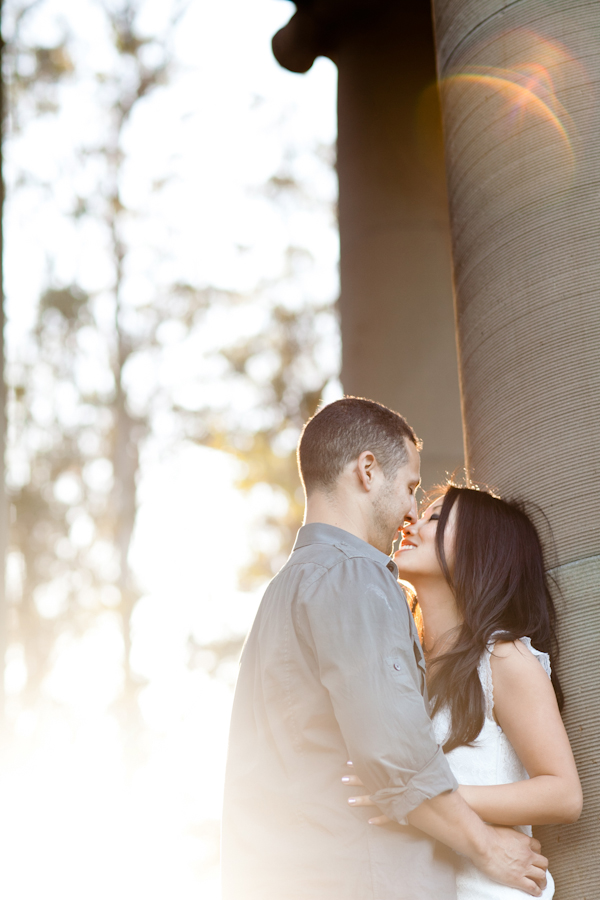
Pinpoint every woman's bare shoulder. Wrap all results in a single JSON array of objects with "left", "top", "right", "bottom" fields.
[{"left": 490, "top": 639, "right": 552, "bottom": 693}]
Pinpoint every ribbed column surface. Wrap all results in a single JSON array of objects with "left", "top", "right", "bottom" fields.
[
  {"left": 430, "top": 1, "right": 600, "bottom": 895},
  {"left": 535, "top": 558, "right": 600, "bottom": 897}
]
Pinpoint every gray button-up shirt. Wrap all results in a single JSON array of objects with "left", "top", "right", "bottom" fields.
[{"left": 222, "top": 523, "right": 458, "bottom": 899}]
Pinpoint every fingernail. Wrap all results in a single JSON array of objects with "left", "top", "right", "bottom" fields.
[
  {"left": 348, "top": 798, "right": 356, "bottom": 805},
  {"left": 342, "top": 776, "right": 350, "bottom": 783}
]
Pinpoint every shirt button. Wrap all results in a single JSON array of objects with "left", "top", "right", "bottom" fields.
[
  {"left": 387, "top": 561, "right": 395, "bottom": 572},
  {"left": 393, "top": 663, "right": 401, "bottom": 671}
]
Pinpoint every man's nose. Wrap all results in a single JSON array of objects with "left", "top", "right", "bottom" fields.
[{"left": 404, "top": 498, "right": 418, "bottom": 527}]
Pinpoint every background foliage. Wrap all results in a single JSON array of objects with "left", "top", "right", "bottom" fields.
[{"left": 3, "top": 0, "right": 339, "bottom": 734}]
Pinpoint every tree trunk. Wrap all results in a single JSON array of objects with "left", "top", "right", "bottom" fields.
[
  {"left": 430, "top": 1, "right": 600, "bottom": 893},
  {"left": 113, "top": 358, "right": 140, "bottom": 708},
  {"left": 111, "top": 234, "right": 142, "bottom": 726},
  {"left": 336, "top": 3, "right": 464, "bottom": 489},
  {"left": 0, "top": 0, "right": 9, "bottom": 730}
]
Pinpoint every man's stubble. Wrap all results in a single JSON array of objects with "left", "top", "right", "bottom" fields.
[{"left": 370, "top": 483, "right": 402, "bottom": 555}]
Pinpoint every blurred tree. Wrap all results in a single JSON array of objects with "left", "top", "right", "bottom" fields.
[
  {"left": 1, "top": 0, "right": 77, "bottom": 728},
  {"left": 179, "top": 144, "right": 339, "bottom": 681},
  {"left": 0, "top": 0, "right": 7, "bottom": 728},
  {"left": 184, "top": 289, "right": 339, "bottom": 679},
  {"left": 4, "top": 0, "right": 339, "bottom": 722},
  {"left": 1, "top": 5, "right": 339, "bottom": 895},
  {"left": 93, "top": 0, "right": 186, "bottom": 732},
  {"left": 189, "top": 155, "right": 340, "bottom": 590},
  {"left": 3, "top": 0, "right": 205, "bottom": 740},
  {"left": 10, "top": 286, "right": 106, "bottom": 706},
  {"left": 192, "top": 285, "right": 338, "bottom": 589}
]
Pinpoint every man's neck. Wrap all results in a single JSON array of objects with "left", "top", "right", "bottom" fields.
[{"left": 304, "top": 493, "right": 370, "bottom": 545}]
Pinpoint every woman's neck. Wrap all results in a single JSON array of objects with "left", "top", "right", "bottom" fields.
[{"left": 414, "top": 579, "right": 462, "bottom": 659}]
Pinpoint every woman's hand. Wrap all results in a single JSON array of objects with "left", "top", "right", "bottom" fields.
[{"left": 342, "top": 764, "right": 392, "bottom": 826}]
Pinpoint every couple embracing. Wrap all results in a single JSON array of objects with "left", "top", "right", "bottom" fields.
[{"left": 222, "top": 397, "right": 582, "bottom": 899}]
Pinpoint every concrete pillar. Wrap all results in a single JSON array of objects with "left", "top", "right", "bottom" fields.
[
  {"left": 273, "top": 2, "right": 464, "bottom": 490},
  {"left": 430, "top": 2, "right": 600, "bottom": 893},
  {"left": 336, "top": 5, "right": 463, "bottom": 489}
]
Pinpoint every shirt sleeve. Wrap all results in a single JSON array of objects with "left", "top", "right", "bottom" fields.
[{"left": 296, "top": 556, "right": 457, "bottom": 823}]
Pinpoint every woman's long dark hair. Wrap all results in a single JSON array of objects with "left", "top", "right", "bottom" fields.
[{"left": 418, "top": 485, "right": 563, "bottom": 753}]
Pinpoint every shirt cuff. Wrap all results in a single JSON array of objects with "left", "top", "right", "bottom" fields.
[{"left": 369, "top": 746, "right": 458, "bottom": 824}]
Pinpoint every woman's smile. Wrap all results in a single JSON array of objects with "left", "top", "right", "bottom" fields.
[
  {"left": 398, "top": 537, "right": 417, "bottom": 551},
  {"left": 393, "top": 499, "right": 454, "bottom": 582}
]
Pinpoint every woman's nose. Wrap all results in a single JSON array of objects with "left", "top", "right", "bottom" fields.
[{"left": 402, "top": 519, "right": 417, "bottom": 536}]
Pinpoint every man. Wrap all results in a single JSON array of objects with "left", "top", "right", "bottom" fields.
[{"left": 222, "top": 397, "right": 547, "bottom": 899}]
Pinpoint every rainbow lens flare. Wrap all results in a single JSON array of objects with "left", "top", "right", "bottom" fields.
[{"left": 441, "top": 31, "right": 583, "bottom": 171}]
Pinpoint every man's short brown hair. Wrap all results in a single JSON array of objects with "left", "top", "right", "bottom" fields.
[{"left": 297, "top": 397, "right": 420, "bottom": 495}]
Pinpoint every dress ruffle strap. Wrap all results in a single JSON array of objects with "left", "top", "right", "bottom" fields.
[{"left": 479, "top": 634, "right": 552, "bottom": 720}]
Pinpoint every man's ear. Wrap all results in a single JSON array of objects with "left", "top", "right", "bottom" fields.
[{"left": 356, "top": 451, "right": 377, "bottom": 492}]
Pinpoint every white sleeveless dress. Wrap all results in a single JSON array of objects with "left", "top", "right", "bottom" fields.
[{"left": 431, "top": 637, "right": 555, "bottom": 899}]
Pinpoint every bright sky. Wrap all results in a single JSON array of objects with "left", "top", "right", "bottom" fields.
[{"left": 3, "top": 1, "right": 339, "bottom": 897}]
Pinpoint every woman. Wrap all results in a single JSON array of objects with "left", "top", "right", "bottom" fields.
[{"left": 348, "top": 485, "right": 582, "bottom": 899}]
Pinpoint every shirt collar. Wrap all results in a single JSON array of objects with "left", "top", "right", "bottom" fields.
[{"left": 292, "top": 522, "right": 398, "bottom": 575}]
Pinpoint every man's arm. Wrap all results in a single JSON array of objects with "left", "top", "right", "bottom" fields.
[
  {"left": 300, "top": 559, "right": 547, "bottom": 896},
  {"left": 299, "top": 557, "right": 457, "bottom": 821},
  {"left": 407, "top": 791, "right": 547, "bottom": 897},
  {"left": 345, "top": 766, "right": 548, "bottom": 896}
]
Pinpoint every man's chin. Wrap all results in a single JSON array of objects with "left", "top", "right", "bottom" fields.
[
  {"left": 379, "top": 534, "right": 398, "bottom": 557},
  {"left": 370, "top": 519, "right": 401, "bottom": 556}
]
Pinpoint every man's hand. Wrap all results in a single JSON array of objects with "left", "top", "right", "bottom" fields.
[
  {"left": 343, "top": 767, "right": 548, "bottom": 897},
  {"left": 475, "top": 826, "right": 548, "bottom": 897}
]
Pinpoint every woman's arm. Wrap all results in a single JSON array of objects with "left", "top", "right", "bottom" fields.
[{"left": 458, "top": 641, "right": 582, "bottom": 826}]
